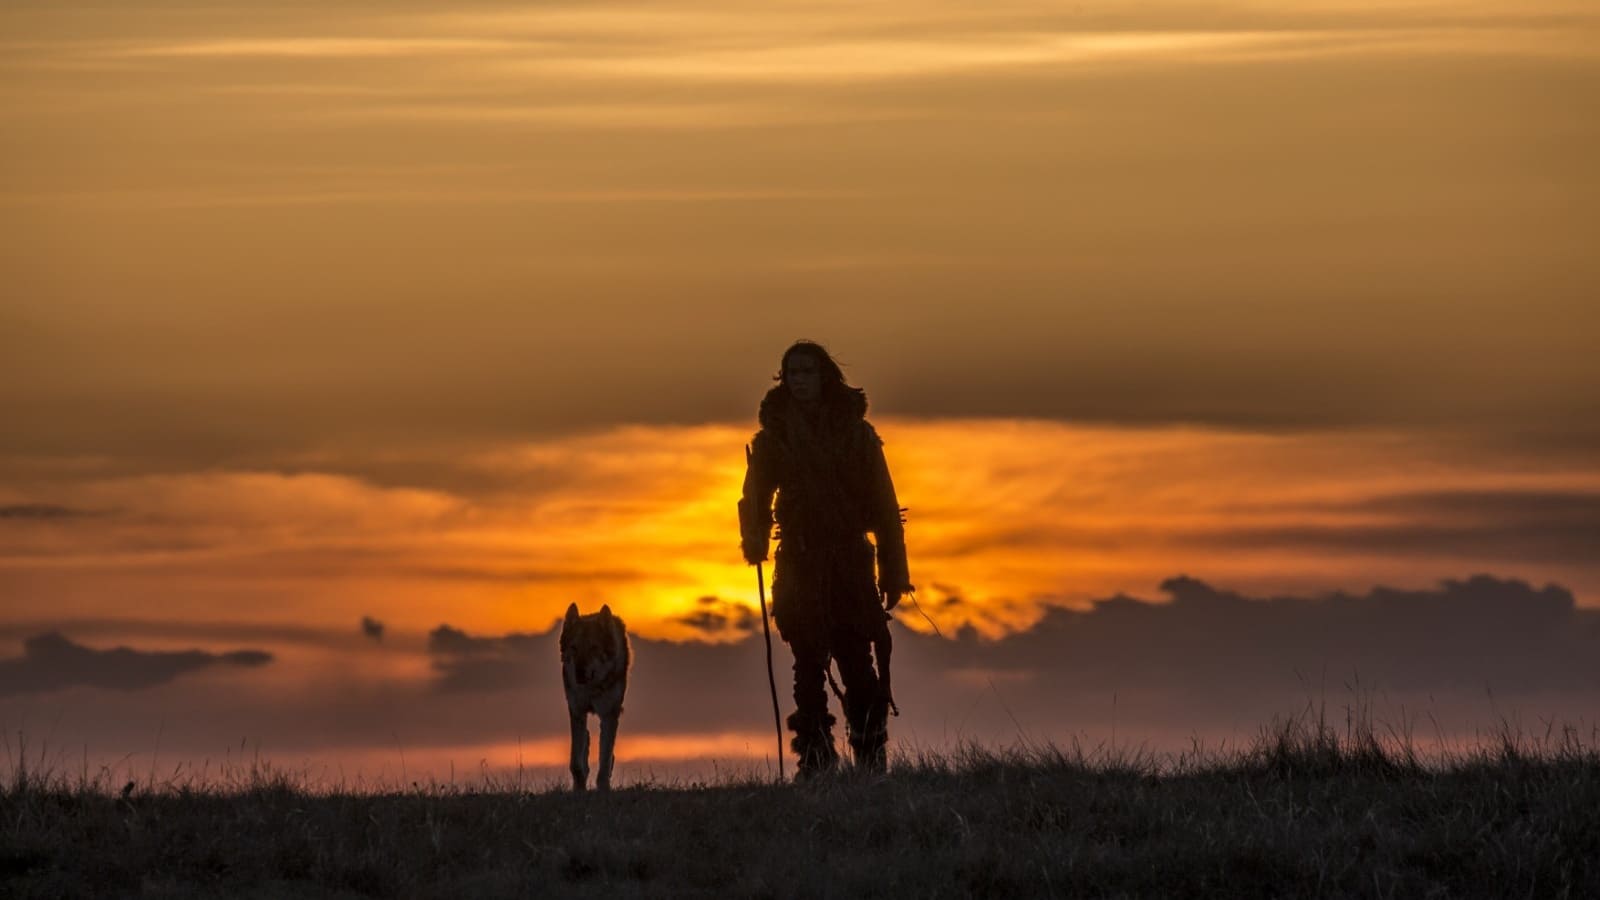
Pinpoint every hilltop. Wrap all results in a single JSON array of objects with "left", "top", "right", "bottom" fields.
[{"left": 3, "top": 712, "right": 1596, "bottom": 899}]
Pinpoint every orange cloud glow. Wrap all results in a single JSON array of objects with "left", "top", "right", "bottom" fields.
[{"left": 4, "top": 421, "right": 1595, "bottom": 647}]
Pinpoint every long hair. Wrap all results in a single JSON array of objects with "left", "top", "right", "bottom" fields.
[{"left": 775, "top": 340, "right": 866, "bottom": 410}]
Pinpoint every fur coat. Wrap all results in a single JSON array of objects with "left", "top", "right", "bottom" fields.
[{"left": 739, "top": 385, "right": 911, "bottom": 599}]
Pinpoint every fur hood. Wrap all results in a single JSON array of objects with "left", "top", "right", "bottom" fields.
[{"left": 758, "top": 384, "right": 868, "bottom": 432}]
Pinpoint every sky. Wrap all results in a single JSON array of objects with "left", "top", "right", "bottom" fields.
[{"left": 2, "top": 1, "right": 1597, "bottom": 786}]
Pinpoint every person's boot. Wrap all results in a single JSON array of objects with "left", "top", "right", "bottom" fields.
[{"left": 787, "top": 709, "right": 839, "bottom": 781}]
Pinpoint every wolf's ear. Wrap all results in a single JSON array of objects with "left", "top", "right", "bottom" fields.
[
  {"left": 599, "top": 604, "right": 612, "bottom": 619},
  {"left": 565, "top": 603, "right": 580, "bottom": 625}
]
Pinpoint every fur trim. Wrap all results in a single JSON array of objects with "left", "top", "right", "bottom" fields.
[{"left": 758, "top": 384, "right": 868, "bottom": 431}]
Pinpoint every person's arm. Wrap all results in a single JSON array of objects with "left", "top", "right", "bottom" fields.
[
  {"left": 739, "top": 432, "right": 778, "bottom": 564},
  {"left": 863, "top": 423, "right": 911, "bottom": 607}
]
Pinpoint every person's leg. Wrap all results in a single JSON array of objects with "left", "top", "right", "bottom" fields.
[
  {"left": 834, "top": 630, "right": 888, "bottom": 773},
  {"left": 773, "top": 549, "right": 839, "bottom": 779},
  {"left": 832, "top": 541, "right": 890, "bottom": 773},
  {"left": 786, "top": 632, "right": 839, "bottom": 778}
]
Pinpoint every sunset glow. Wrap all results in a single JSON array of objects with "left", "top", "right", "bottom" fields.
[
  {"left": 3, "top": 0, "right": 1596, "bottom": 782},
  {"left": 7, "top": 421, "right": 1597, "bottom": 647}
]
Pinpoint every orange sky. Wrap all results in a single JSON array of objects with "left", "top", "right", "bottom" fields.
[
  {"left": 4, "top": 420, "right": 1597, "bottom": 784},
  {"left": 4, "top": 420, "right": 1599, "bottom": 642},
  {"left": 5, "top": 1, "right": 1597, "bottom": 451},
  {"left": 2, "top": 1, "right": 1597, "bottom": 782}
]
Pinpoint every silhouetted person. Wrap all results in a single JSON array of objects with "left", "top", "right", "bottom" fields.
[{"left": 739, "top": 340, "right": 911, "bottom": 777}]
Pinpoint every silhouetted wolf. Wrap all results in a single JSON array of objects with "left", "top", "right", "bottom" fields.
[{"left": 560, "top": 603, "right": 630, "bottom": 791}]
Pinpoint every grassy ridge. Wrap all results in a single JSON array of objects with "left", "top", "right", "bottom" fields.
[{"left": 3, "top": 711, "right": 1597, "bottom": 899}]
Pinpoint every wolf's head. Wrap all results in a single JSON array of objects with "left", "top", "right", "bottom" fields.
[{"left": 560, "top": 602, "right": 628, "bottom": 686}]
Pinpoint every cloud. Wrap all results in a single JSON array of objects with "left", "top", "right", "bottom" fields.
[
  {"left": 110, "top": 38, "right": 518, "bottom": 60},
  {"left": 426, "top": 624, "right": 549, "bottom": 693},
  {"left": 78, "top": 1, "right": 1591, "bottom": 78},
  {"left": 0, "top": 632, "right": 272, "bottom": 697},
  {"left": 360, "top": 616, "right": 384, "bottom": 642},
  {"left": 2, "top": 572, "right": 1594, "bottom": 780},
  {"left": 1363, "top": 489, "right": 1600, "bottom": 525},
  {"left": 0, "top": 504, "right": 96, "bottom": 520},
  {"left": 400, "top": 572, "right": 1600, "bottom": 750},
  {"left": 427, "top": 624, "right": 544, "bottom": 658},
  {"left": 1190, "top": 490, "right": 1600, "bottom": 566},
  {"left": 890, "top": 574, "right": 1600, "bottom": 733},
  {"left": 803, "top": 572, "right": 1600, "bottom": 752},
  {"left": 671, "top": 596, "right": 760, "bottom": 638},
  {"left": 5, "top": 422, "right": 1599, "bottom": 648},
  {"left": 0, "top": 618, "right": 370, "bottom": 650}
]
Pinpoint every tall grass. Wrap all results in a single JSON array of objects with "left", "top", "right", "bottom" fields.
[{"left": 3, "top": 704, "right": 1596, "bottom": 898}]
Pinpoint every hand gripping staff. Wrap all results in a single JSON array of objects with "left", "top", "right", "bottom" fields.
[{"left": 745, "top": 444, "right": 785, "bottom": 782}]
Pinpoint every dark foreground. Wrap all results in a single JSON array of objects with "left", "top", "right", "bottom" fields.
[{"left": 3, "top": 716, "right": 1597, "bottom": 899}]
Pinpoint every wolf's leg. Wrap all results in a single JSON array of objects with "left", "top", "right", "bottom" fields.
[
  {"left": 569, "top": 712, "right": 590, "bottom": 792},
  {"left": 596, "top": 712, "right": 619, "bottom": 791}
]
